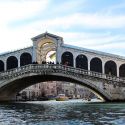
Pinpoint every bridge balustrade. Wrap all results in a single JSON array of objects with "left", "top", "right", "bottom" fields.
[{"left": 0, "top": 64, "right": 124, "bottom": 85}]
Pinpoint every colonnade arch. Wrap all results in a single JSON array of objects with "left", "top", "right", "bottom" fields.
[
  {"left": 7, "top": 56, "right": 18, "bottom": 70},
  {"left": 76, "top": 54, "right": 88, "bottom": 70},
  {"left": 0, "top": 60, "right": 4, "bottom": 72},
  {"left": 105, "top": 60, "right": 117, "bottom": 76},
  {"left": 20, "top": 53, "right": 32, "bottom": 66},
  {"left": 90, "top": 57, "right": 102, "bottom": 73},
  {"left": 119, "top": 64, "right": 125, "bottom": 77},
  {"left": 61, "top": 51, "right": 73, "bottom": 66}
]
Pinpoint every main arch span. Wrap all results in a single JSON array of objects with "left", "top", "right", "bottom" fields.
[{"left": 0, "top": 64, "right": 125, "bottom": 101}]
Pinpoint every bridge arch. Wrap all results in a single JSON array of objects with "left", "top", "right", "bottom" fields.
[
  {"left": 7, "top": 56, "right": 18, "bottom": 70},
  {"left": 76, "top": 54, "right": 88, "bottom": 70},
  {"left": 20, "top": 53, "right": 32, "bottom": 66},
  {"left": 105, "top": 60, "right": 117, "bottom": 76},
  {"left": 0, "top": 60, "right": 4, "bottom": 72},
  {"left": 90, "top": 57, "right": 102, "bottom": 73},
  {"left": 119, "top": 64, "right": 125, "bottom": 77},
  {"left": 61, "top": 51, "right": 74, "bottom": 66},
  {"left": 0, "top": 64, "right": 112, "bottom": 101}
]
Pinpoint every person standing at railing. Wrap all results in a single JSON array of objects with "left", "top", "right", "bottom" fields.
[{"left": 56, "top": 62, "right": 59, "bottom": 64}]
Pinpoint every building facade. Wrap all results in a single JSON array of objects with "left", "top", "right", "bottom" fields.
[{"left": 20, "top": 81, "right": 94, "bottom": 100}]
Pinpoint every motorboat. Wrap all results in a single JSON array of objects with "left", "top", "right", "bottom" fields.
[{"left": 56, "top": 94, "right": 68, "bottom": 101}]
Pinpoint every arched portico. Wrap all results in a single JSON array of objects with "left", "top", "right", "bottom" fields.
[{"left": 36, "top": 38, "right": 57, "bottom": 64}]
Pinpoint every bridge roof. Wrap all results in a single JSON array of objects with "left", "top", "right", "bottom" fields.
[
  {"left": 0, "top": 46, "right": 33, "bottom": 57},
  {"left": 63, "top": 44, "right": 125, "bottom": 60},
  {"left": 31, "top": 32, "right": 63, "bottom": 41}
]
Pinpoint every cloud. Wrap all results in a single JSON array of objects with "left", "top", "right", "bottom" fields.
[
  {"left": 106, "top": 1, "right": 125, "bottom": 15},
  {"left": 0, "top": 0, "right": 125, "bottom": 57},
  {"left": 54, "top": 31, "right": 125, "bottom": 56},
  {"left": 0, "top": 0, "right": 49, "bottom": 25},
  {"left": 0, "top": 0, "right": 49, "bottom": 53},
  {"left": 26, "top": 13, "right": 125, "bottom": 30}
]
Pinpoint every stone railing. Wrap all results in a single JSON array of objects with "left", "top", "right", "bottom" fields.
[{"left": 0, "top": 64, "right": 124, "bottom": 84}]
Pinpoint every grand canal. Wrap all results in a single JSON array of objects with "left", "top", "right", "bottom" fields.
[{"left": 0, "top": 100, "right": 125, "bottom": 125}]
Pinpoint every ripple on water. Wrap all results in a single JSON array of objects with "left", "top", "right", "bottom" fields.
[
  {"left": 0, "top": 101, "right": 124, "bottom": 125},
  {"left": 109, "top": 118, "right": 125, "bottom": 125}
]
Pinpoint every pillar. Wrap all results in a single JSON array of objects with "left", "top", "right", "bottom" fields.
[
  {"left": 18, "top": 57, "right": 20, "bottom": 67},
  {"left": 102, "top": 61, "right": 105, "bottom": 74},
  {"left": 32, "top": 41, "right": 37, "bottom": 63},
  {"left": 88, "top": 58, "right": 91, "bottom": 71},
  {"left": 117, "top": 64, "right": 119, "bottom": 77},
  {"left": 4, "top": 60, "right": 6, "bottom": 71},
  {"left": 74, "top": 55, "right": 76, "bottom": 68}
]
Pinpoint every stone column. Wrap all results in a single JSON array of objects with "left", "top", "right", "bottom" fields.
[
  {"left": 56, "top": 48, "right": 61, "bottom": 64},
  {"left": 88, "top": 57, "right": 91, "bottom": 71},
  {"left": 56, "top": 40, "right": 60, "bottom": 63},
  {"left": 102, "top": 61, "right": 105, "bottom": 74},
  {"left": 4, "top": 59, "right": 6, "bottom": 71},
  {"left": 117, "top": 64, "right": 119, "bottom": 77},
  {"left": 74, "top": 55, "right": 76, "bottom": 68},
  {"left": 32, "top": 41, "right": 37, "bottom": 63},
  {"left": 18, "top": 56, "right": 20, "bottom": 67}
]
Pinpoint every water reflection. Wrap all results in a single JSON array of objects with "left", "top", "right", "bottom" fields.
[{"left": 0, "top": 101, "right": 125, "bottom": 125}]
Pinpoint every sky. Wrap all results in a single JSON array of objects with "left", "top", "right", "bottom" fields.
[{"left": 0, "top": 0, "right": 125, "bottom": 56}]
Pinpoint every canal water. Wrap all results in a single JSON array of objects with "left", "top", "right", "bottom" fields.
[{"left": 0, "top": 100, "right": 125, "bottom": 125}]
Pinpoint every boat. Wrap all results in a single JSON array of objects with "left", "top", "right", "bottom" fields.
[{"left": 56, "top": 94, "right": 68, "bottom": 101}]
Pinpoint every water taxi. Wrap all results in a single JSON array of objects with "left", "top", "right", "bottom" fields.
[{"left": 56, "top": 94, "right": 68, "bottom": 101}]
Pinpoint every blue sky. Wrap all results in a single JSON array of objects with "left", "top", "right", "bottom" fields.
[{"left": 0, "top": 0, "right": 125, "bottom": 56}]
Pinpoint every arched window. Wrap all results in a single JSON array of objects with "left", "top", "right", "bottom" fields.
[
  {"left": 7, "top": 56, "right": 18, "bottom": 70},
  {"left": 0, "top": 60, "right": 4, "bottom": 72},
  {"left": 20, "top": 53, "right": 32, "bottom": 66},
  {"left": 76, "top": 54, "right": 88, "bottom": 70},
  {"left": 61, "top": 51, "right": 73, "bottom": 66},
  {"left": 90, "top": 57, "right": 102, "bottom": 73},
  {"left": 119, "top": 64, "right": 125, "bottom": 77},
  {"left": 105, "top": 60, "right": 117, "bottom": 76}
]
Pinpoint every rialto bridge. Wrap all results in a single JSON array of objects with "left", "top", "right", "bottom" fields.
[{"left": 0, "top": 32, "right": 125, "bottom": 101}]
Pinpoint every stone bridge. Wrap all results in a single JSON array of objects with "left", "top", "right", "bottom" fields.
[{"left": 0, "top": 64, "right": 125, "bottom": 101}]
